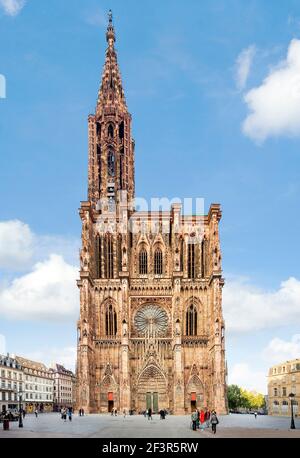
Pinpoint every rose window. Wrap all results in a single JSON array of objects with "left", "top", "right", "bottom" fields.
[{"left": 134, "top": 305, "right": 168, "bottom": 336}]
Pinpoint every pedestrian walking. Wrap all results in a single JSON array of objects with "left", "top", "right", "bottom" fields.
[
  {"left": 68, "top": 408, "right": 72, "bottom": 422},
  {"left": 34, "top": 409, "right": 38, "bottom": 418},
  {"left": 148, "top": 407, "right": 152, "bottom": 420},
  {"left": 196, "top": 409, "right": 200, "bottom": 429},
  {"left": 210, "top": 410, "right": 219, "bottom": 435},
  {"left": 254, "top": 412, "right": 257, "bottom": 419},
  {"left": 123, "top": 409, "right": 126, "bottom": 418},
  {"left": 205, "top": 409, "right": 211, "bottom": 428},
  {"left": 191, "top": 410, "right": 198, "bottom": 431}
]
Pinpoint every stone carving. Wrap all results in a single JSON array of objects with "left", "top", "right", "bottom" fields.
[
  {"left": 76, "top": 13, "right": 227, "bottom": 416},
  {"left": 134, "top": 304, "right": 168, "bottom": 336}
]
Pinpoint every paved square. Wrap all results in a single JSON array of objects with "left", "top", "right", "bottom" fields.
[{"left": 0, "top": 413, "right": 300, "bottom": 438}]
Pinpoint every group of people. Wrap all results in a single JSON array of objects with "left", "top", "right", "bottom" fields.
[
  {"left": 78, "top": 408, "right": 85, "bottom": 416},
  {"left": 191, "top": 408, "right": 219, "bottom": 435},
  {"left": 111, "top": 408, "right": 118, "bottom": 416},
  {"left": 143, "top": 408, "right": 153, "bottom": 420},
  {"left": 60, "top": 407, "right": 73, "bottom": 422},
  {"left": 159, "top": 409, "right": 167, "bottom": 420}
]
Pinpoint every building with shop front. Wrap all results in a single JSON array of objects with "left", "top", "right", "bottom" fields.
[
  {"left": 268, "top": 359, "right": 300, "bottom": 416},
  {"left": 49, "top": 364, "right": 76, "bottom": 411},
  {"left": 16, "top": 356, "right": 54, "bottom": 413},
  {"left": 0, "top": 354, "right": 23, "bottom": 413}
]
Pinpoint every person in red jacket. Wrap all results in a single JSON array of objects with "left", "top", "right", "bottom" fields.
[{"left": 200, "top": 409, "right": 205, "bottom": 431}]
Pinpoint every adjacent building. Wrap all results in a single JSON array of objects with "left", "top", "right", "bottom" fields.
[
  {"left": 76, "top": 13, "right": 227, "bottom": 415},
  {"left": 0, "top": 354, "right": 23, "bottom": 413},
  {"left": 268, "top": 359, "right": 300, "bottom": 416},
  {"left": 49, "top": 364, "right": 76, "bottom": 411},
  {"left": 16, "top": 356, "right": 54, "bottom": 413}
]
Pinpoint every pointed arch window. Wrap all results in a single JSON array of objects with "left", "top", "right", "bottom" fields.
[
  {"left": 139, "top": 249, "right": 148, "bottom": 275},
  {"left": 95, "top": 235, "right": 102, "bottom": 278},
  {"left": 119, "top": 121, "right": 124, "bottom": 140},
  {"left": 104, "top": 234, "right": 114, "bottom": 279},
  {"left": 180, "top": 238, "right": 184, "bottom": 272},
  {"left": 188, "top": 243, "right": 195, "bottom": 279},
  {"left": 105, "top": 304, "right": 117, "bottom": 336},
  {"left": 118, "top": 235, "right": 122, "bottom": 273},
  {"left": 186, "top": 305, "right": 198, "bottom": 336},
  {"left": 108, "top": 124, "right": 114, "bottom": 138},
  {"left": 120, "top": 147, "right": 124, "bottom": 189},
  {"left": 108, "top": 150, "right": 115, "bottom": 177},
  {"left": 154, "top": 248, "right": 163, "bottom": 275},
  {"left": 201, "top": 238, "right": 206, "bottom": 278}
]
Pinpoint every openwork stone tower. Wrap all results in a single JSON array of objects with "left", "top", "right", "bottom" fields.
[{"left": 76, "top": 12, "right": 227, "bottom": 414}]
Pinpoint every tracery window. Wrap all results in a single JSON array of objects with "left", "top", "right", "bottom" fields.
[
  {"left": 108, "top": 124, "right": 114, "bottom": 138},
  {"left": 104, "top": 234, "right": 114, "bottom": 279},
  {"left": 154, "top": 248, "right": 163, "bottom": 275},
  {"left": 139, "top": 249, "right": 148, "bottom": 275},
  {"left": 188, "top": 243, "right": 195, "bottom": 279},
  {"left": 95, "top": 235, "right": 102, "bottom": 278},
  {"left": 201, "top": 238, "right": 207, "bottom": 278},
  {"left": 186, "top": 305, "right": 198, "bottom": 336},
  {"left": 134, "top": 304, "right": 168, "bottom": 336},
  {"left": 105, "top": 304, "right": 117, "bottom": 336},
  {"left": 180, "top": 238, "right": 184, "bottom": 272},
  {"left": 119, "top": 121, "right": 124, "bottom": 139},
  {"left": 107, "top": 150, "right": 115, "bottom": 177}
]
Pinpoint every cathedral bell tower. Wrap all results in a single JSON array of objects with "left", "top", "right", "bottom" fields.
[{"left": 88, "top": 10, "right": 135, "bottom": 212}]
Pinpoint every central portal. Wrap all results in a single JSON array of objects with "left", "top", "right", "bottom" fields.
[
  {"left": 136, "top": 365, "right": 168, "bottom": 414},
  {"left": 146, "top": 392, "right": 159, "bottom": 412}
]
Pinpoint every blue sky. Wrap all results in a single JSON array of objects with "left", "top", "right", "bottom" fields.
[{"left": 0, "top": 0, "right": 300, "bottom": 393}]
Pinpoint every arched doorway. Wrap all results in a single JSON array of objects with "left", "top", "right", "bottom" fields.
[
  {"left": 185, "top": 375, "right": 205, "bottom": 413},
  {"left": 100, "top": 375, "right": 118, "bottom": 413},
  {"left": 136, "top": 365, "right": 168, "bottom": 413}
]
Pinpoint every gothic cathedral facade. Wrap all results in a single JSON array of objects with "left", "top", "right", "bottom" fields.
[{"left": 76, "top": 14, "right": 227, "bottom": 415}]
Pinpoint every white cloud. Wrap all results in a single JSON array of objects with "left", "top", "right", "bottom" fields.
[
  {"left": 243, "top": 39, "right": 300, "bottom": 142},
  {"left": 0, "top": 219, "right": 80, "bottom": 271},
  {"left": 0, "top": 254, "right": 79, "bottom": 321},
  {"left": 0, "top": 0, "right": 26, "bottom": 16},
  {"left": 0, "top": 220, "right": 34, "bottom": 270},
  {"left": 262, "top": 334, "right": 300, "bottom": 364},
  {"left": 235, "top": 45, "right": 256, "bottom": 90},
  {"left": 25, "top": 346, "right": 77, "bottom": 372},
  {"left": 223, "top": 276, "right": 300, "bottom": 333},
  {"left": 228, "top": 362, "right": 267, "bottom": 394}
]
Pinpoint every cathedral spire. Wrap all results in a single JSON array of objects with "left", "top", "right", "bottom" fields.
[
  {"left": 106, "top": 9, "right": 115, "bottom": 49},
  {"left": 97, "top": 10, "right": 127, "bottom": 112}
]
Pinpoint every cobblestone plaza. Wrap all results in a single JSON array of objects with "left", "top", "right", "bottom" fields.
[{"left": 1, "top": 413, "right": 299, "bottom": 438}]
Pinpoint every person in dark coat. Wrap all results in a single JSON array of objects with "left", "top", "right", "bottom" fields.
[
  {"left": 191, "top": 410, "right": 198, "bottom": 431},
  {"left": 210, "top": 410, "right": 219, "bottom": 435},
  {"left": 148, "top": 408, "right": 152, "bottom": 420}
]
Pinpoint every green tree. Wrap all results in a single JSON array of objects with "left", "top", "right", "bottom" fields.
[
  {"left": 227, "top": 385, "right": 242, "bottom": 410},
  {"left": 227, "top": 385, "right": 265, "bottom": 410}
]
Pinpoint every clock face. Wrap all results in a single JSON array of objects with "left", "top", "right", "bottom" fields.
[{"left": 134, "top": 304, "right": 168, "bottom": 336}]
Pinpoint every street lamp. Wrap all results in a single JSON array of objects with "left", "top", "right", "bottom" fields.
[
  {"left": 18, "top": 392, "right": 24, "bottom": 428},
  {"left": 289, "top": 393, "right": 295, "bottom": 430}
]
